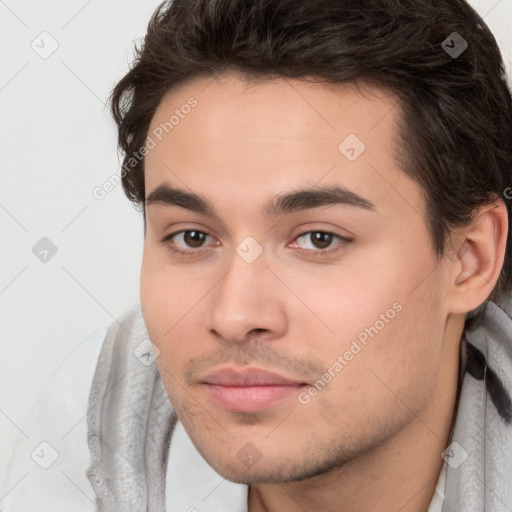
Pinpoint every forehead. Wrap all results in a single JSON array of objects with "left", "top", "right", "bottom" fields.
[
  {"left": 144, "top": 72, "right": 425, "bottom": 223},
  {"left": 147, "top": 73, "right": 400, "bottom": 157}
]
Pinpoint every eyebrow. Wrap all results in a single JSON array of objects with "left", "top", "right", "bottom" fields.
[{"left": 145, "top": 183, "right": 376, "bottom": 218}]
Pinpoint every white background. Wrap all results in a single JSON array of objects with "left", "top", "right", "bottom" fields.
[{"left": 0, "top": 0, "right": 511, "bottom": 497}]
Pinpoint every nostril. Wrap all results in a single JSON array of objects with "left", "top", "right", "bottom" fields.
[{"left": 247, "top": 328, "right": 269, "bottom": 338}]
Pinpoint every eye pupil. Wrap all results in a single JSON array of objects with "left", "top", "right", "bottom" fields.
[
  {"left": 311, "top": 232, "right": 332, "bottom": 249},
  {"left": 184, "top": 231, "right": 206, "bottom": 248}
]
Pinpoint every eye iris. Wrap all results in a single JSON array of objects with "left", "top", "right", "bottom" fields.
[
  {"left": 311, "top": 232, "right": 332, "bottom": 249},
  {"left": 184, "top": 231, "right": 206, "bottom": 248}
]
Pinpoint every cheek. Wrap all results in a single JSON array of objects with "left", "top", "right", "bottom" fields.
[
  {"left": 349, "top": 291, "right": 443, "bottom": 417},
  {"left": 140, "top": 252, "right": 171, "bottom": 340},
  {"left": 293, "top": 257, "right": 445, "bottom": 425},
  {"left": 282, "top": 258, "right": 403, "bottom": 362},
  {"left": 301, "top": 303, "right": 442, "bottom": 440},
  {"left": 140, "top": 247, "right": 202, "bottom": 337},
  {"left": 140, "top": 251, "right": 187, "bottom": 375},
  {"left": 140, "top": 248, "right": 209, "bottom": 383}
]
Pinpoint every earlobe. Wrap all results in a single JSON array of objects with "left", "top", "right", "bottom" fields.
[{"left": 448, "top": 199, "right": 508, "bottom": 314}]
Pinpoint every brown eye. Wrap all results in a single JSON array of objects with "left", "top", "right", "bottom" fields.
[
  {"left": 292, "top": 230, "right": 353, "bottom": 257},
  {"left": 309, "top": 232, "right": 333, "bottom": 249},
  {"left": 182, "top": 230, "right": 208, "bottom": 248},
  {"left": 161, "top": 229, "right": 216, "bottom": 256}
]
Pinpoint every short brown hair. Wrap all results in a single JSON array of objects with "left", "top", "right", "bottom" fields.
[{"left": 110, "top": 0, "right": 512, "bottom": 322}]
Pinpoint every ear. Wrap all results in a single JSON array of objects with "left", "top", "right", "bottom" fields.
[{"left": 445, "top": 199, "right": 509, "bottom": 315}]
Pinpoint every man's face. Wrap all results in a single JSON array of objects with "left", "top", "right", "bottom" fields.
[{"left": 140, "top": 73, "right": 453, "bottom": 483}]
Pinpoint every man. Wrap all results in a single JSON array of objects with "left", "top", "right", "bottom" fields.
[{"left": 2, "top": 0, "right": 512, "bottom": 511}]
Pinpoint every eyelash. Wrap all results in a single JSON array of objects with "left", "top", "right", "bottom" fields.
[{"left": 160, "top": 229, "right": 353, "bottom": 258}]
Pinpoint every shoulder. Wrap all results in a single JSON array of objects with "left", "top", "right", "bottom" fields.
[{"left": 0, "top": 308, "right": 141, "bottom": 512}]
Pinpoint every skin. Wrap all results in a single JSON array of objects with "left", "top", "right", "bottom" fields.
[{"left": 140, "top": 71, "right": 508, "bottom": 512}]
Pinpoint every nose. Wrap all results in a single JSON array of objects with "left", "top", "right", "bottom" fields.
[{"left": 205, "top": 248, "right": 288, "bottom": 344}]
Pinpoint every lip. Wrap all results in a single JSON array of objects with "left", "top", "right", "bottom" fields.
[
  {"left": 201, "top": 367, "right": 308, "bottom": 413},
  {"left": 202, "top": 367, "right": 307, "bottom": 386}
]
